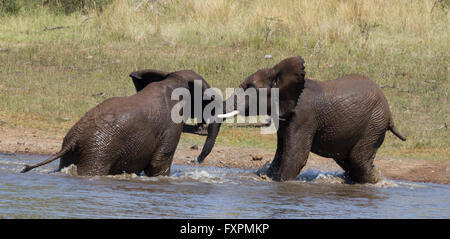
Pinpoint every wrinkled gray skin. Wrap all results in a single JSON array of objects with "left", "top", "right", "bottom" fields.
[
  {"left": 21, "top": 70, "right": 220, "bottom": 176},
  {"left": 200, "top": 56, "right": 406, "bottom": 183}
]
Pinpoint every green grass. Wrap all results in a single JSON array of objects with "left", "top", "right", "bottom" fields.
[{"left": 0, "top": 0, "right": 448, "bottom": 160}]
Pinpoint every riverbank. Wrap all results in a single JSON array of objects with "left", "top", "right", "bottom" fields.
[
  {"left": 1, "top": 127, "right": 448, "bottom": 184},
  {"left": 0, "top": 0, "right": 448, "bottom": 185}
]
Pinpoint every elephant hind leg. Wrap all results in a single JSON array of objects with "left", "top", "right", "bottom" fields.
[
  {"left": 332, "top": 157, "right": 349, "bottom": 173},
  {"left": 333, "top": 157, "right": 361, "bottom": 184},
  {"left": 76, "top": 152, "right": 117, "bottom": 176},
  {"left": 144, "top": 125, "right": 181, "bottom": 177},
  {"left": 144, "top": 150, "right": 176, "bottom": 177},
  {"left": 344, "top": 153, "right": 381, "bottom": 184},
  {"left": 344, "top": 134, "right": 386, "bottom": 184}
]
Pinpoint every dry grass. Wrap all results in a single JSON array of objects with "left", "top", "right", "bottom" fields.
[{"left": 0, "top": 0, "right": 448, "bottom": 160}]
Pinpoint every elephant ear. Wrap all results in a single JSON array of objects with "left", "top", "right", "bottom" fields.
[
  {"left": 270, "top": 56, "right": 305, "bottom": 87},
  {"left": 129, "top": 69, "right": 169, "bottom": 92},
  {"left": 269, "top": 56, "right": 306, "bottom": 117}
]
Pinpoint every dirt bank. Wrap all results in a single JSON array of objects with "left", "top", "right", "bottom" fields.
[{"left": 1, "top": 127, "right": 448, "bottom": 184}]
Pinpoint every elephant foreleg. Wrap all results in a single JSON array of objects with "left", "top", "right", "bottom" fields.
[
  {"left": 271, "top": 120, "right": 315, "bottom": 181},
  {"left": 267, "top": 121, "right": 286, "bottom": 179}
]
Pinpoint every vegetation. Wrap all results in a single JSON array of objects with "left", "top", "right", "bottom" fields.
[{"left": 0, "top": 0, "right": 448, "bottom": 160}]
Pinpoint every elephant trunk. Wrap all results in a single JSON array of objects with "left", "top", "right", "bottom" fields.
[
  {"left": 197, "top": 97, "right": 238, "bottom": 163},
  {"left": 197, "top": 122, "right": 221, "bottom": 163}
]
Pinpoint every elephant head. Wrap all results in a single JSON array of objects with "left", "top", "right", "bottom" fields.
[
  {"left": 129, "top": 69, "right": 222, "bottom": 164},
  {"left": 197, "top": 56, "right": 306, "bottom": 163}
]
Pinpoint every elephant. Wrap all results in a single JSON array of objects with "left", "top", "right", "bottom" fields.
[
  {"left": 21, "top": 69, "right": 221, "bottom": 176},
  {"left": 199, "top": 56, "right": 406, "bottom": 183}
]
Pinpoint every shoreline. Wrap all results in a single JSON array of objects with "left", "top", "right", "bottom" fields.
[{"left": 1, "top": 127, "right": 448, "bottom": 184}]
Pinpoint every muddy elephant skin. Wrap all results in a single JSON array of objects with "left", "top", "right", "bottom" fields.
[
  {"left": 201, "top": 56, "right": 406, "bottom": 183},
  {"left": 22, "top": 70, "right": 220, "bottom": 176}
]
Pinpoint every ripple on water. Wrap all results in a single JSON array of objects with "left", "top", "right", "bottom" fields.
[
  {"left": 170, "top": 168, "right": 226, "bottom": 184},
  {"left": 58, "top": 164, "right": 227, "bottom": 184},
  {"left": 256, "top": 161, "right": 347, "bottom": 184},
  {"left": 17, "top": 159, "right": 412, "bottom": 189},
  {"left": 0, "top": 154, "right": 446, "bottom": 219},
  {"left": 296, "top": 169, "right": 347, "bottom": 184},
  {"left": 255, "top": 161, "right": 404, "bottom": 188}
]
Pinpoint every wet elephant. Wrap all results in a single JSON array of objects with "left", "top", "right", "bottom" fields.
[
  {"left": 22, "top": 69, "right": 220, "bottom": 176},
  {"left": 198, "top": 56, "right": 406, "bottom": 183}
]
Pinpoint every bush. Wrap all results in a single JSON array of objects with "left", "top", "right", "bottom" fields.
[
  {"left": 45, "top": 0, "right": 115, "bottom": 14},
  {"left": 0, "top": 0, "right": 114, "bottom": 15},
  {"left": 0, "top": 0, "right": 22, "bottom": 14}
]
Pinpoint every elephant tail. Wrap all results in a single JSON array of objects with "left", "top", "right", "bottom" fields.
[
  {"left": 388, "top": 123, "right": 406, "bottom": 141},
  {"left": 21, "top": 145, "right": 72, "bottom": 173}
]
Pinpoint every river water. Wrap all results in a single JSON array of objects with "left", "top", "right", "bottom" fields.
[{"left": 0, "top": 153, "right": 448, "bottom": 218}]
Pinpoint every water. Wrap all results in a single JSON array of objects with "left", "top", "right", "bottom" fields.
[{"left": 0, "top": 153, "right": 449, "bottom": 218}]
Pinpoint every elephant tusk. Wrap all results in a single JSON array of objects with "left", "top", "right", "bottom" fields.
[{"left": 217, "top": 110, "right": 239, "bottom": 118}]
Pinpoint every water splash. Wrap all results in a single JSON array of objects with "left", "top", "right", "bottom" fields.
[
  {"left": 255, "top": 161, "right": 410, "bottom": 187},
  {"left": 371, "top": 179, "right": 399, "bottom": 188},
  {"left": 170, "top": 168, "right": 226, "bottom": 184},
  {"left": 58, "top": 166, "right": 228, "bottom": 184},
  {"left": 296, "top": 169, "right": 346, "bottom": 184},
  {"left": 16, "top": 158, "right": 422, "bottom": 189},
  {"left": 255, "top": 161, "right": 271, "bottom": 177},
  {"left": 60, "top": 164, "right": 78, "bottom": 176},
  {"left": 255, "top": 161, "right": 347, "bottom": 184}
]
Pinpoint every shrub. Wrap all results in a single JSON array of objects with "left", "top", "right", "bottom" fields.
[
  {"left": 0, "top": 0, "right": 114, "bottom": 15},
  {"left": 0, "top": 0, "right": 22, "bottom": 15},
  {"left": 45, "top": 0, "right": 115, "bottom": 14}
]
